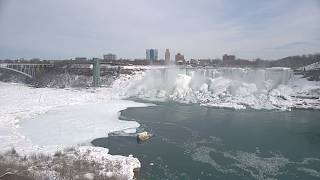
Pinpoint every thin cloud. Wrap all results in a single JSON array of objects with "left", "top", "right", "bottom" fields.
[{"left": 0, "top": 0, "right": 319, "bottom": 60}]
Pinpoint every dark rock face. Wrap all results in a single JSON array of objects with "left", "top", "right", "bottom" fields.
[
  {"left": 31, "top": 72, "right": 93, "bottom": 88},
  {"left": 0, "top": 65, "right": 140, "bottom": 88},
  {"left": 304, "top": 69, "right": 320, "bottom": 81},
  {"left": 0, "top": 173, "right": 33, "bottom": 180},
  {"left": 0, "top": 69, "right": 29, "bottom": 83},
  {"left": 295, "top": 68, "right": 320, "bottom": 81},
  {"left": 31, "top": 72, "right": 118, "bottom": 88}
]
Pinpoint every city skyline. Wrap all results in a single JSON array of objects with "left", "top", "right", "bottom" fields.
[
  {"left": 1, "top": 49, "right": 319, "bottom": 61},
  {"left": 0, "top": 0, "right": 319, "bottom": 60}
]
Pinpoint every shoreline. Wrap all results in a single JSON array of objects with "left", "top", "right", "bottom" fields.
[{"left": 0, "top": 82, "right": 149, "bottom": 179}]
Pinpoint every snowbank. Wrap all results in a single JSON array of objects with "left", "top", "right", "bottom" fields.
[
  {"left": 0, "top": 146, "right": 140, "bottom": 180},
  {"left": 0, "top": 80, "right": 148, "bottom": 179}
]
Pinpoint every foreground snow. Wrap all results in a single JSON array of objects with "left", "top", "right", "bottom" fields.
[
  {"left": 0, "top": 81, "right": 147, "bottom": 179},
  {"left": 1, "top": 146, "right": 140, "bottom": 179}
]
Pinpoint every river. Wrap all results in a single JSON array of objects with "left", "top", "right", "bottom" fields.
[{"left": 93, "top": 102, "right": 320, "bottom": 180}]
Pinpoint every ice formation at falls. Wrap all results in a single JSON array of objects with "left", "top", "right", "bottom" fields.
[{"left": 119, "top": 67, "right": 320, "bottom": 110}]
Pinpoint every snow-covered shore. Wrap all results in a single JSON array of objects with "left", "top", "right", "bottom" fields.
[{"left": 0, "top": 79, "right": 147, "bottom": 179}]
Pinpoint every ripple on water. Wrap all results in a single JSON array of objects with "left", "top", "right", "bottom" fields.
[
  {"left": 189, "top": 145, "right": 290, "bottom": 179},
  {"left": 224, "top": 151, "right": 290, "bottom": 180},
  {"left": 185, "top": 134, "right": 320, "bottom": 180},
  {"left": 183, "top": 131, "right": 291, "bottom": 180},
  {"left": 297, "top": 167, "right": 320, "bottom": 178}
]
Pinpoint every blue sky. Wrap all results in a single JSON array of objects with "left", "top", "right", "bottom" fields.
[{"left": 0, "top": 0, "right": 319, "bottom": 60}]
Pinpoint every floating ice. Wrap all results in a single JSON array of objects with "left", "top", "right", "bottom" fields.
[
  {"left": 18, "top": 101, "right": 145, "bottom": 146},
  {"left": 297, "top": 167, "right": 320, "bottom": 178},
  {"left": 183, "top": 128, "right": 320, "bottom": 180}
]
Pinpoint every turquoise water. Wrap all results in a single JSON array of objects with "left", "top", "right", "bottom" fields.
[{"left": 92, "top": 102, "right": 320, "bottom": 180}]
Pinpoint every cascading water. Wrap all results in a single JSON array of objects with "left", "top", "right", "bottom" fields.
[{"left": 115, "top": 67, "right": 319, "bottom": 110}]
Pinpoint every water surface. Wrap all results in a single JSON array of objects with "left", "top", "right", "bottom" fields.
[{"left": 93, "top": 102, "right": 320, "bottom": 180}]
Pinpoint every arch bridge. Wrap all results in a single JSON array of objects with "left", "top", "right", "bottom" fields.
[{"left": 0, "top": 63, "right": 54, "bottom": 78}]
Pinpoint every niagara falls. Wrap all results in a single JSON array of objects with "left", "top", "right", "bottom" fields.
[{"left": 1, "top": 0, "right": 320, "bottom": 179}]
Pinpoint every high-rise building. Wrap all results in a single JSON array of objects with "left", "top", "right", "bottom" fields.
[
  {"left": 175, "top": 53, "right": 185, "bottom": 65},
  {"left": 165, "top": 49, "right": 170, "bottom": 64},
  {"left": 146, "top": 50, "right": 150, "bottom": 60},
  {"left": 146, "top": 49, "right": 158, "bottom": 61},
  {"left": 103, "top": 53, "right": 117, "bottom": 61}
]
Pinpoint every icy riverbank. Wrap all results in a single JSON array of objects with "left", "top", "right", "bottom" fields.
[
  {"left": 0, "top": 146, "right": 140, "bottom": 179},
  {"left": 0, "top": 81, "right": 148, "bottom": 179}
]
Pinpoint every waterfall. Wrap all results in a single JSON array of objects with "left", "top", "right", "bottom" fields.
[{"left": 122, "top": 67, "right": 299, "bottom": 110}]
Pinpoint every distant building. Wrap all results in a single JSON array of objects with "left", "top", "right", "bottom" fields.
[
  {"left": 103, "top": 53, "right": 117, "bottom": 61},
  {"left": 30, "top": 58, "right": 41, "bottom": 62},
  {"left": 146, "top": 49, "right": 158, "bottom": 61},
  {"left": 190, "top": 59, "right": 199, "bottom": 66},
  {"left": 190, "top": 59, "right": 221, "bottom": 67},
  {"left": 75, "top": 57, "right": 87, "bottom": 61},
  {"left": 165, "top": 49, "right": 170, "bottom": 64},
  {"left": 222, "top": 54, "right": 236, "bottom": 66},
  {"left": 175, "top": 53, "right": 185, "bottom": 65},
  {"left": 222, "top": 54, "right": 236, "bottom": 62}
]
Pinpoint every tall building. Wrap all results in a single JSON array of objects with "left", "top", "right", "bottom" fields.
[
  {"left": 146, "top": 49, "right": 158, "bottom": 61},
  {"left": 103, "top": 53, "right": 117, "bottom": 61},
  {"left": 146, "top": 50, "right": 150, "bottom": 60},
  {"left": 175, "top": 53, "right": 185, "bottom": 65},
  {"left": 165, "top": 49, "right": 170, "bottom": 64}
]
